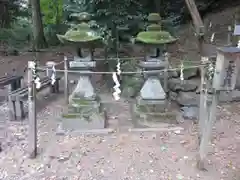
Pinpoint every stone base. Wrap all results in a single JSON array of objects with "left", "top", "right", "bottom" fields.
[
  {"left": 60, "top": 114, "right": 105, "bottom": 131},
  {"left": 132, "top": 98, "right": 178, "bottom": 127},
  {"left": 60, "top": 98, "right": 105, "bottom": 131}
]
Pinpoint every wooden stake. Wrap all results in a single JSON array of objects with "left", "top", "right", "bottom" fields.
[
  {"left": 64, "top": 56, "right": 69, "bottom": 105},
  {"left": 164, "top": 53, "right": 169, "bottom": 93},
  {"left": 198, "top": 89, "right": 219, "bottom": 170},
  {"left": 28, "top": 62, "right": 37, "bottom": 158},
  {"left": 198, "top": 57, "right": 207, "bottom": 144},
  {"left": 184, "top": 0, "right": 205, "bottom": 36},
  {"left": 197, "top": 51, "right": 224, "bottom": 170}
]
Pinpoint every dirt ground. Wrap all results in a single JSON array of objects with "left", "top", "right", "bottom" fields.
[
  {"left": 0, "top": 6, "right": 240, "bottom": 180},
  {"left": 0, "top": 97, "right": 240, "bottom": 180}
]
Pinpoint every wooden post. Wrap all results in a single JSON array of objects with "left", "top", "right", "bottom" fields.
[
  {"left": 198, "top": 57, "right": 208, "bottom": 144},
  {"left": 64, "top": 56, "right": 69, "bottom": 105},
  {"left": 197, "top": 51, "right": 224, "bottom": 170},
  {"left": 227, "top": 26, "right": 232, "bottom": 46},
  {"left": 198, "top": 89, "right": 220, "bottom": 170},
  {"left": 184, "top": 0, "right": 205, "bottom": 36},
  {"left": 164, "top": 53, "right": 169, "bottom": 93},
  {"left": 28, "top": 61, "right": 37, "bottom": 158}
]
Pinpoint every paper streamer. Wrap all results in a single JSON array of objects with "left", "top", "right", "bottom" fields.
[
  {"left": 180, "top": 62, "right": 184, "bottom": 81},
  {"left": 29, "top": 61, "right": 41, "bottom": 89},
  {"left": 112, "top": 58, "right": 121, "bottom": 100},
  {"left": 238, "top": 40, "right": 240, "bottom": 48},
  {"left": 210, "top": 32, "right": 215, "bottom": 43},
  {"left": 51, "top": 64, "right": 56, "bottom": 85}
]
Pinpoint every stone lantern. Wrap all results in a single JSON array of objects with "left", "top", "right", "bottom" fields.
[
  {"left": 57, "top": 12, "right": 106, "bottom": 130},
  {"left": 133, "top": 13, "right": 177, "bottom": 126}
]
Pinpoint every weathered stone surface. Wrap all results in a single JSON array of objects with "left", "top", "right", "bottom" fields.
[
  {"left": 73, "top": 55, "right": 92, "bottom": 62},
  {"left": 219, "top": 90, "right": 240, "bottom": 102},
  {"left": 168, "top": 78, "right": 198, "bottom": 92},
  {"left": 176, "top": 92, "right": 200, "bottom": 106},
  {"left": 69, "top": 61, "right": 96, "bottom": 68},
  {"left": 133, "top": 102, "right": 177, "bottom": 126},
  {"left": 60, "top": 113, "right": 105, "bottom": 131},
  {"left": 139, "top": 59, "right": 167, "bottom": 69},
  {"left": 169, "top": 91, "right": 178, "bottom": 101},
  {"left": 140, "top": 77, "right": 166, "bottom": 100},
  {"left": 181, "top": 106, "right": 199, "bottom": 120},
  {"left": 69, "top": 76, "right": 96, "bottom": 102}
]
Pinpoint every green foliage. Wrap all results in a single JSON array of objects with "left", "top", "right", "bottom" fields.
[
  {"left": 41, "top": 0, "right": 63, "bottom": 25},
  {"left": 0, "top": 17, "right": 32, "bottom": 49},
  {"left": 44, "top": 24, "right": 69, "bottom": 45}
]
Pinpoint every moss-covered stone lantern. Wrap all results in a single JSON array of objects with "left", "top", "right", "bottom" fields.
[
  {"left": 57, "top": 12, "right": 105, "bottom": 130},
  {"left": 133, "top": 13, "right": 177, "bottom": 126}
]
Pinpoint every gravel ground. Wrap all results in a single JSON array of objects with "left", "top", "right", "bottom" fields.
[{"left": 0, "top": 95, "right": 239, "bottom": 180}]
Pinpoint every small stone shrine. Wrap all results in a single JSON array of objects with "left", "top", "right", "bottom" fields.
[
  {"left": 133, "top": 13, "right": 177, "bottom": 126},
  {"left": 57, "top": 12, "right": 106, "bottom": 130}
]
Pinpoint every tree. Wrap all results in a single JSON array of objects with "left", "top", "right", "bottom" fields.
[{"left": 30, "top": 0, "right": 47, "bottom": 50}]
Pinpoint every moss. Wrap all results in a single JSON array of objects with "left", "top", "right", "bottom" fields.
[
  {"left": 147, "top": 24, "right": 161, "bottom": 31},
  {"left": 136, "top": 31, "right": 176, "bottom": 45},
  {"left": 57, "top": 22, "right": 102, "bottom": 43},
  {"left": 137, "top": 105, "right": 148, "bottom": 113},
  {"left": 147, "top": 13, "right": 161, "bottom": 23},
  {"left": 72, "top": 98, "right": 92, "bottom": 105},
  {"left": 62, "top": 114, "right": 79, "bottom": 119}
]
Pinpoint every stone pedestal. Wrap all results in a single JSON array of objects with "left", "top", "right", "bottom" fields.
[
  {"left": 61, "top": 55, "right": 105, "bottom": 130},
  {"left": 133, "top": 52, "right": 177, "bottom": 127}
]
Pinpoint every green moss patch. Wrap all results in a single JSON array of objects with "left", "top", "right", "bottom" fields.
[
  {"left": 72, "top": 98, "right": 92, "bottom": 106},
  {"left": 57, "top": 22, "right": 102, "bottom": 43},
  {"left": 62, "top": 114, "right": 79, "bottom": 119},
  {"left": 136, "top": 31, "right": 176, "bottom": 45}
]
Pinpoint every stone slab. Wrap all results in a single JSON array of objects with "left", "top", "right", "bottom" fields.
[
  {"left": 234, "top": 25, "right": 240, "bottom": 35},
  {"left": 140, "top": 77, "right": 166, "bottom": 100},
  {"left": 73, "top": 55, "right": 91, "bottom": 62},
  {"left": 217, "top": 47, "right": 240, "bottom": 54},
  {"left": 60, "top": 114, "right": 105, "bottom": 131},
  {"left": 69, "top": 61, "right": 96, "bottom": 68},
  {"left": 137, "top": 97, "right": 166, "bottom": 106},
  {"left": 139, "top": 60, "right": 167, "bottom": 69}
]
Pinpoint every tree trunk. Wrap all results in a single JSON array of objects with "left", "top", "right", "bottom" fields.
[
  {"left": 0, "top": 1, "right": 10, "bottom": 28},
  {"left": 30, "top": 0, "right": 47, "bottom": 50},
  {"left": 153, "top": 0, "right": 161, "bottom": 15}
]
